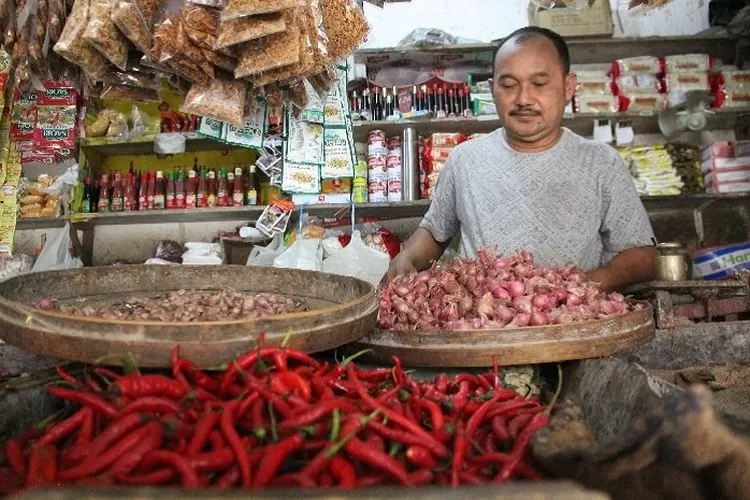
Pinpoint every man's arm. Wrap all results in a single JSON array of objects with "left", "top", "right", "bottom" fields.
[
  {"left": 398, "top": 228, "right": 451, "bottom": 271},
  {"left": 587, "top": 246, "right": 657, "bottom": 292}
]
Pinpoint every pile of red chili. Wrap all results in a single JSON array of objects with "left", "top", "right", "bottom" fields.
[{"left": 0, "top": 344, "right": 556, "bottom": 493}]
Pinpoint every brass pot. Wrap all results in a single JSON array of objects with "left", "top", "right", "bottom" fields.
[{"left": 655, "top": 242, "right": 692, "bottom": 282}]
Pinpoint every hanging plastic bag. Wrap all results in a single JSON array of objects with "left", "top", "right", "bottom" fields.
[
  {"left": 247, "top": 233, "right": 284, "bottom": 266},
  {"left": 31, "top": 224, "right": 84, "bottom": 272},
  {"left": 323, "top": 231, "right": 389, "bottom": 287},
  {"left": 273, "top": 238, "right": 322, "bottom": 271}
]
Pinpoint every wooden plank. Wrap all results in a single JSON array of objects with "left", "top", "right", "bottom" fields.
[{"left": 346, "top": 306, "right": 655, "bottom": 368}]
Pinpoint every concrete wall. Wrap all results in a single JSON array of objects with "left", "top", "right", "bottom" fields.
[{"left": 361, "top": 0, "right": 710, "bottom": 48}]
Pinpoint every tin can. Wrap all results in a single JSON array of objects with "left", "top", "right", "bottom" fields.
[
  {"left": 368, "top": 130, "right": 388, "bottom": 156},
  {"left": 386, "top": 151, "right": 403, "bottom": 180},
  {"left": 387, "top": 135, "right": 402, "bottom": 151},
  {"left": 387, "top": 177, "right": 403, "bottom": 202},
  {"left": 368, "top": 154, "right": 388, "bottom": 177},
  {"left": 368, "top": 178, "right": 388, "bottom": 203},
  {"left": 353, "top": 177, "right": 368, "bottom": 203}
]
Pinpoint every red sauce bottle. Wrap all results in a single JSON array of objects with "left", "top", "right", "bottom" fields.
[
  {"left": 154, "top": 171, "right": 165, "bottom": 210},
  {"left": 147, "top": 172, "right": 155, "bottom": 210},
  {"left": 166, "top": 171, "right": 176, "bottom": 209},
  {"left": 233, "top": 167, "right": 244, "bottom": 207},
  {"left": 111, "top": 171, "right": 123, "bottom": 212},
  {"left": 207, "top": 170, "right": 217, "bottom": 207},
  {"left": 175, "top": 169, "right": 186, "bottom": 209},
  {"left": 197, "top": 169, "right": 208, "bottom": 208},
  {"left": 123, "top": 172, "right": 135, "bottom": 211},
  {"left": 97, "top": 174, "right": 109, "bottom": 213},
  {"left": 138, "top": 173, "right": 148, "bottom": 211},
  {"left": 186, "top": 169, "right": 197, "bottom": 208}
]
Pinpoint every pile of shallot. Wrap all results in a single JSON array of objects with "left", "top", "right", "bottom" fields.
[
  {"left": 35, "top": 289, "right": 308, "bottom": 322},
  {"left": 378, "top": 249, "right": 637, "bottom": 331}
]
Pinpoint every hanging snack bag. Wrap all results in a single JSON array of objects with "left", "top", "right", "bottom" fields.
[
  {"left": 285, "top": 113, "right": 323, "bottom": 165},
  {"left": 181, "top": 77, "right": 247, "bottom": 127},
  {"left": 83, "top": 0, "right": 131, "bottom": 70},
  {"left": 214, "top": 11, "right": 286, "bottom": 49},
  {"left": 281, "top": 161, "right": 319, "bottom": 194},
  {"left": 53, "top": 0, "right": 111, "bottom": 81},
  {"left": 234, "top": 9, "right": 301, "bottom": 78},
  {"left": 224, "top": 97, "right": 266, "bottom": 149},
  {"left": 220, "top": 0, "right": 295, "bottom": 21},
  {"left": 320, "top": 0, "right": 368, "bottom": 60}
]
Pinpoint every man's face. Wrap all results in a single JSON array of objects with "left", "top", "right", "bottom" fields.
[{"left": 491, "top": 37, "right": 576, "bottom": 143}]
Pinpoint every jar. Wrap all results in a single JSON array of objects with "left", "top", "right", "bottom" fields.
[{"left": 655, "top": 242, "right": 692, "bottom": 281}]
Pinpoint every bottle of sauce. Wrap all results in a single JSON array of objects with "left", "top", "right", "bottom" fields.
[
  {"left": 186, "top": 169, "right": 197, "bottom": 208},
  {"left": 166, "top": 171, "right": 176, "bottom": 209},
  {"left": 175, "top": 169, "right": 186, "bottom": 209},
  {"left": 411, "top": 86, "right": 417, "bottom": 112},
  {"left": 197, "top": 169, "right": 208, "bottom": 208},
  {"left": 427, "top": 84, "right": 436, "bottom": 114},
  {"left": 123, "top": 172, "right": 135, "bottom": 211},
  {"left": 147, "top": 172, "right": 155, "bottom": 210},
  {"left": 463, "top": 83, "right": 472, "bottom": 117},
  {"left": 233, "top": 167, "right": 244, "bottom": 206},
  {"left": 111, "top": 171, "right": 123, "bottom": 212},
  {"left": 447, "top": 84, "right": 456, "bottom": 117},
  {"left": 154, "top": 171, "right": 165, "bottom": 210},
  {"left": 217, "top": 168, "right": 229, "bottom": 207},
  {"left": 81, "top": 177, "right": 92, "bottom": 213},
  {"left": 246, "top": 164, "right": 259, "bottom": 205},
  {"left": 138, "top": 173, "right": 148, "bottom": 211},
  {"left": 226, "top": 170, "right": 235, "bottom": 205},
  {"left": 207, "top": 170, "right": 217, "bottom": 207}
]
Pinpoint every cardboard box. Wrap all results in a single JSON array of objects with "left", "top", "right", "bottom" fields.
[
  {"left": 701, "top": 156, "right": 750, "bottom": 173},
  {"left": 528, "top": 0, "right": 613, "bottom": 38},
  {"left": 705, "top": 167, "right": 750, "bottom": 186}
]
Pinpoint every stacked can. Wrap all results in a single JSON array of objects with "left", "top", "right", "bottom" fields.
[
  {"left": 367, "top": 130, "right": 388, "bottom": 203},
  {"left": 353, "top": 143, "right": 368, "bottom": 203},
  {"left": 386, "top": 136, "right": 403, "bottom": 202}
]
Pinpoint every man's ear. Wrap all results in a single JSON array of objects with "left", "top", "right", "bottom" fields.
[
  {"left": 564, "top": 73, "right": 577, "bottom": 102},
  {"left": 488, "top": 78, "right": 494, "bottom": 97}
]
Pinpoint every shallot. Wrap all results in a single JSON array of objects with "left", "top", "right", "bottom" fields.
[{"left": 378, "top": 249, "right": 639, "bottom": 331}]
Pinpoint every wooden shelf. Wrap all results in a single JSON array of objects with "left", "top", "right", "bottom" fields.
[
  {"left": 12, "top": 195, "right": 748, "bottom": 231},
  {"left": 354, "top": 34, "right": 742, "bottom": 67},
  {"left": 79, "top": 134, "right": 240, "bottom": 156},
  {"left": 352, "top": 108, "right": 750, "bottom": 139}
]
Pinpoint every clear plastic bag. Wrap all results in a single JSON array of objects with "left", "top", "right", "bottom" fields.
[
  {"left": 320, "top": 0, "right": 368, "bottom": 60},
  {"left": 129, "top": 105, "right": 150, "bottom": 138},
  {"left": 180, "top": 77, "right": 247, "bottom": 127},
  {"left": 247, "top": 233, "right": 285, "bottom": 266},
  {"left": 154, "top": 239, "right": 183, "bottom": 262},
  {"left": 397, "top": 28, "right": 457, "bottom": 48},
  {"left": 273, "top": 237, "right": 322, "bottom": 271},
  {"left": 111, "top": 0, "right": 153, "bottom": 53},
  {"left": 220, "top": 0, "right": 294, "bottom": 21},
  {"left": 53, "top": 0, "right": 110, "bottom": 81},
  {"left": 322, "top": 230, "right": 389, "bottom": 287},
  {"left": 82, "top": 0, "right": 130, "bottom": 70},
  {"left": 234, "top": 9, "right": 301, "bottom": 79},
  {"left": 215, "top": 11, "right": 286, "bottom": 49},
  {"left": 31, "top": 223, "right": 84, "bottom": 272}
]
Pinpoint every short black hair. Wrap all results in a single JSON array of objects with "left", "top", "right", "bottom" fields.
[{"left": 493, "top": 27, "right": 571, "bottom": 75}]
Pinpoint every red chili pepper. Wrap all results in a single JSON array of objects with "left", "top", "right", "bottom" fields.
[
  {"left": 25, "top": 444, "right": 57, "bottom": 487},
  {"left": 484, "top": 430, "right": 497, "bottom": 453},
  {"left": 5, "top": 439, "right": 26, "bottom": 476},
  {"left": 409, "top": 468, "right": 434, "bottom": 486},
  {"left": 494, "top": 413, "right": 549, "bottom": 483},
  {"left": 391, "top": 356, "right": 405, "bottom": 387},
  {"left": 492, "top": 415, "right": 511, "bottom": 442},
  {"left": 452, "top": 392, "right": 503, "bottom": 486},
  {"left": 46, "top": 387, "right": 118, "bottom": 419},
  {"left": 55, "top": 365, "right": 77, "bottom": 384},
  {"left": 236, "top": 392, "right": 260, "bottom": 421},
  {"left": 0, "top": 466, "right": 24, "bottom": 494},
  {"left": 267, "top": 473, "right": 316, "bottom": 488},
  {"left": 435, "top": 374, "right": 449, "bottom": 393},
  {"left": 253, "top": 433, "right": 304, "bottom": 487},
  {"left": 209, "top": 429, "right": 226, "bottom": 451},
  {"left": 179, "top": 360, "right": 220, "bottom": 393},
  {"left": 245, "top": 378, "right": 294, "bottom": 419},
  {"left": 220, "top": 400, "right": 252, "bottom": 488},
  {"left": 214, "top": 465, "right": 240, "bottom": 488},
  {"left": 405, "top": 445, "right": 439, "bottom": 469},
  {"left": 117, "top": 468, "right": 175, "bottom": 485},
  {"left": 111, "top": 421, "right": 163, "bottom": 478},
  {"left": 508, "top": 413, "right": 534, "bottom": 440},
  {"left": 59, "top": 423, "right": 151, "bottom": 481},
  {"left": 357, "top": 368, "right": 392, "bottom": 384},
  {"left": 313, "top": 362, "right": 329, "bottom": 378},
  {"left": 328, "top": 455, "right": 356, "bottom": 488},
  {"left": 279, "top": 400, "right": 358, "bottom": 430},
  {"left": 319, "top": 471, "right": 334, "bottom": 488},
  {"left": 366, "top": 431, "right": 386, "bottom": 452},
  {"left": 346, "top": 364, "right": 446, "bottom": 455},
  {"left": 161, "top": 416, "right": 193, "bottom": 441},
  {"left": 116, "top": 397, "right": 182, "bottom": 418},
  {"left": 459, "top": 469, "right": 485, "bottom": 485},
  {"left": 414, "top": 399, "right": 444, "bottom": 431},
  {"left": 93, "top": 367, "right": 122, "bottom": 382},
  {"left": 143, "top": 450, "right": 200, "bottom": 488},
  {"left": 188, "top": 440, "right": 258, "bottom": 474},
  {"left": 356, "top": 473, "right": 386, "bottom": 488},
  {"left": 186, "top": 411, "right": 220, "bottom": 456},
  {"left": 78, "top": 412, "right": 145, "bottom": 464},
  {"left": 35, "top": 408, "right": 87, "bottom": 447},
  {"left": 484, "top": 400, "right": 540, "bottom": 421},
  {"left": 366, "top": 419, "right": 449, "bottom": 459},
  {"left": 171, "top": 345, "right": 191, "bottom": 390},
  {"left": 250, "top": 398, "right": 267, "bottom": 439},
  {"left": 220, "top": 347, "right": 319, "bottom": 396},
  {"left": 341, "top": 421, "right": 413, "bottom": 486},
  {"left": 112, "top": 374, "right": 188, "bottom": 399}
]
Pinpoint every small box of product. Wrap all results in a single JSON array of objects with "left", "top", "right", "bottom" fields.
[
  {"left": 705, "top": 180, "right": 750, "bottom": 194},
  {"left": 528, "top": 0, "right": 613, "bottom": 37},
  {"left": 701, "top": 156, "right": 750, "bottom": 173},
  {"left": 291, "top": 193, "right": 353, "bottom": 205},
  {"left": 704, "top": 167, "right": 750, "bottom": 186},
  {"left": 701, "top": 141, "right": 734, "bottom": 162}
]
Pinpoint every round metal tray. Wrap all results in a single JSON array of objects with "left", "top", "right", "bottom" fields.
[
  {"left": 0, "top": 265, "right": 377, "bottom": 368},
  {"left": 345, "top": 305, "right": 655, "bottom": 368}
]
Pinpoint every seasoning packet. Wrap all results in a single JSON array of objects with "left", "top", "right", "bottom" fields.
[
  {"left": 255, "top": 199, "right": 295, "bottom": 237},
  {"left": 281, "top": 160, "right": 320, "bottom": 194},
  {"left": 224, "top": 98, "right": 266, "bottom": 149},
  {"left": 297, "top": 79, "right": 324, "bottom": 123},
  {"left": 10, "top": 90, "right": 37, "bottom": 141},
  {"left": 34, "top": 105, "right": 76, "bottom": 149},
  {"left": 285, "top": 114, "right": 323, "bottom": 165},
  {"left": 321, "top": 126, "right": 354, "bottom": 179},
  {"left": 196, "top": 116, "right": 225, "bottom": 140}
]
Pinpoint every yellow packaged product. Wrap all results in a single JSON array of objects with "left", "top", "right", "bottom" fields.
[
  {"left": 0, "top": 201, "right": 16, "bottom": 256},
  {"left": 321, "top": 178, "right": 351, "bottom": 194},
  {"left": 20, "top": 194, "right": 45, "bottom": 205}
]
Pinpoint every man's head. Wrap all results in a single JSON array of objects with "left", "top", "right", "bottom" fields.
[{"left": 490, "top": 27, "right": 577, "bottom": 148}]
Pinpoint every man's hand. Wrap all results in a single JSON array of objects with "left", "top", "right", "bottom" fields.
[
  {"left": 586, "top": 246, "right": 657, "bottom": 292},
  {"left": 381, "top": 253, "right": 417, "bottom": 285}
]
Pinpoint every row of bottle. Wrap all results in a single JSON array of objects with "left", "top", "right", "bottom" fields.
[
  {"left": 349, "top": 83, "right": 473, "bottom": 121},
  {"left": 80, "top": 165, "right": 263, "bottom": 213}
]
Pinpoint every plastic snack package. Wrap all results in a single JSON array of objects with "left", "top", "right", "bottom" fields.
[
  {"left": 319, "top": 0, "right": 368, "bottom": 60},
  {"left": 214, "top": 11, "right": 286, "bottom": 49},
  {"left": 233, "top": 9, "right": 301, "bottom": 78},
  {"left": 180, "top": 77, "right": 247, "bottom": 127},
  {"left": 663, "top": 53, "right": 712, "bottom": 73},
  {"left": 573, "top": 94, "right": 619, "bottom": 114},
  {"left": 53, "top": 0, "right": 111, "bottom": 81},
  {"left": 610, "top": 56, "right": 661, "bottom": 77},
  {"left": 111, "top": 0, "right": 153, "bottom": 54},
  {"left": 83, "top": 0, "right": 131, "bottom": 70},
  {"left": 618, "top": 92, "right": 668, "bottom": 113},
  {"left": 220, "top": 0, "right": 294, "bottom": 21}
]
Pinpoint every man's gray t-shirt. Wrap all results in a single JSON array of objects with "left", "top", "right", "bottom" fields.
[{"left": 420, "top": 128, "right": 655, "bottom": 272}]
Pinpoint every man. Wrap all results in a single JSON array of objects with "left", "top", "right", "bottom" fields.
[{"left": 384, "top": 26, "right": 657, "bottom": 292}]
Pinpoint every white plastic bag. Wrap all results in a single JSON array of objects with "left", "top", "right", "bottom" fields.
[
  {"left": 322, "top": 231, "right": 389, "bottom": 286},
  {"left": 44, "top": 164, "right": 79, "bottom": 197},
  {"left": 273, "top": 238, "right": 323, "bottom": 272},
  {"left": 31, "top": 224, "right": 84, "bottom": 272},
  {"left": 247, "top": 234, "right": 285, "bottom": 267}
]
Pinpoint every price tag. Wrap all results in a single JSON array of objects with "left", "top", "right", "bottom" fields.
[
  {"left": 615, "top": 121, "right": 635, "bottom": 146},
  {"left": 593, "top": 119, "right": 613, "bottom": 144}
]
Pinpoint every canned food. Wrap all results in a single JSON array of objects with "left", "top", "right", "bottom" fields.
[
  {"left": 386, "top": 153, "right": 403, "bottom": 180},
  {"left": 367, "top": 144, "right": 388, "bottom": 157},
  {"left": 387, "top": 136, "right": 402, "bottom": 150},
  {"left": 368, "top": 154, "right": 388, "bottom": 176},
  {"left": 368, "top": 130, "right": 386, "bottom": 144},
  {"left": 368, "top": 178, "right": 388, "bottom": 203},
  {"left": 387, "top": 178, "right": 403, "bottom": 202}
]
